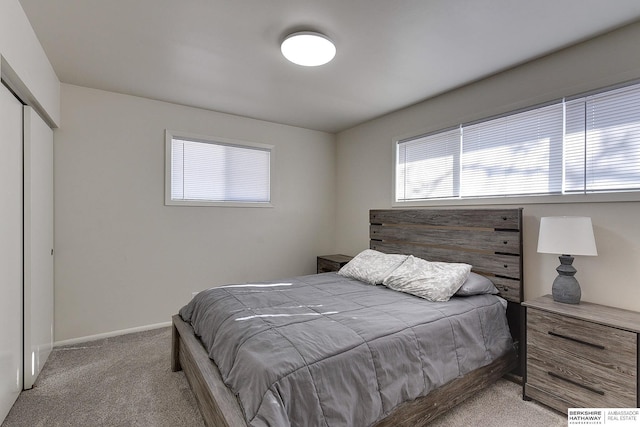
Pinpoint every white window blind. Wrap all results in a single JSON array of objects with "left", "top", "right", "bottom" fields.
[
  {"left": 396, "top": 128, "right": 460, "bottom": 201},
  {"left": 395, "top": 80, "right": 640, "bottom": 203},
  {"left": 565, "top": 84, "right": 640, "bottom": 193},
  {"left": 168, "top": 133, "right": 271, "bottom": 205},
  {"left": 461, "top": 103, "right": 563, "bottom": 197}
]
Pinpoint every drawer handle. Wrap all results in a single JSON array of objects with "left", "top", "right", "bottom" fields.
[
  {"left": 548, "top": 331, "right": 605, "bottom": 350},
  {"left": 548, "top": 371, "right": 605, "bottom": 396}
]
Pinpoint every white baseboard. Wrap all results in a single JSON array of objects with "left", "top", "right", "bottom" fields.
[{"left": 53, "top": 321, "right": 172, "bottom": 347}]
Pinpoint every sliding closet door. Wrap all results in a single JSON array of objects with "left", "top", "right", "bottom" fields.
[
  {"left": 0, "top": 83, "right": 23, "bottom": 421},
  {"left": 23, "top": 106, "right": 54, "bottom": 390}
]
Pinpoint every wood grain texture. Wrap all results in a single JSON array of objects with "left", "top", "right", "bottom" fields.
[
  {"left": 370, "top": 241, "right": 521, "bottom": 281},
  {"left": 172, "top": 315, "right": 247, "bottom": 427},
  {"left": 370, "top": 209, "right": 521, "bottom": 230},
  {"left": 171, "top": 322, "right": 181, "bottom": 372},
  {"left": 369, "top": 208, "right": 523, "bottom": 304},
  {"left": 524, "top": 295, "right": 640, "bottom": 333},
  {"left": 526, "top": 353, "right": 636, "bottom": 409},
  {"left": 524, "top": 383, "right": 573, "bottom": 414},
  {"left": 370, "top": 224, "right": 520, "bottom": 253},
  {"left": 491, "top": 276, "right": 521, "bottom": 303},
  {"left": 369, "top": 208, "right": 524, "bottom": 376},
  {"left": 171, "top": 208, "right": 525, "bottom": 426},
  {"left": 524, "top": 295, "right": 640, "bottom": 413},
  {"left": 374, "top": 351, "right": 517, "bottom": 426},
  {"left": 173, "top": 314, "right": 516, "bottom": 427},
  {"left": 527, "top": 309, "right": 636, "bottom": 374},
  {"left": 317, "top": 254, "right": 353, "bottom": 273}
]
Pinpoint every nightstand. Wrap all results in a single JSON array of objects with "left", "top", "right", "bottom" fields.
[
  {"left": 317, "top": 254, "right": 353, "bottom": 273},
  {"left": 523, "top": 295, "right": 640, "bottom": 413}
]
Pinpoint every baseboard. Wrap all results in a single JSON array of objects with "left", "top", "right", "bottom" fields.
[{"left": 53, "top": 321, "right": 172, "bottom": 347}]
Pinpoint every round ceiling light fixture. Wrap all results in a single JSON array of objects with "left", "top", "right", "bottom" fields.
[{"left": 281, "top": 31, "right": 336, "bottom": 67}]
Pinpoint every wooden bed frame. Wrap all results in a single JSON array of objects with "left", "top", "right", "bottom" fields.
[{"left": 171, "top": 208, "right": 524, "bottom": 426}]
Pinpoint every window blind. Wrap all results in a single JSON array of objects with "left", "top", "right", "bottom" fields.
[
  {"left": 171, "top": 138, "right": 271, "bottom": 203},
  {"left": 395, "top": 79, "right": 640, "bottom": 202},
  {"left": 565, "top": 84, "right": 640, "bottom": 193},
  {"left": 396, "top": 128, "right": 460, "bottom": 201},
  {"left": 461, "top": 103, "right": 563, "bottom": 197}
]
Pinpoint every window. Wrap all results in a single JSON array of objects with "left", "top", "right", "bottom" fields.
[
  {"left": 396, "top": 128, "right": 460, "bottom": 200},
  {"left": 461, "top": 103, "right": 563, "bottom": 198},
  {"left": 165, "top": 130, "right": 272, "bottom": 207},
  {"left": 564, "top": 84, "right": 640, "bottom": 193},
  {"left": 395, "top": 80, "right": 640, "bottom": 203}
]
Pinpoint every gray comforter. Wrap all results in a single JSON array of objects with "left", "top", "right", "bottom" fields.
[{"left": 179, "top": 272, "right": 513, "bottom": 427}]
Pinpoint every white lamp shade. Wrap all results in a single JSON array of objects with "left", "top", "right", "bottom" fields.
[
  {"left": 537, "top": 216, "right": 598, "bottom": 256},
  {"left": 281, "top": 32, "right": 336, "bottom": 66}
]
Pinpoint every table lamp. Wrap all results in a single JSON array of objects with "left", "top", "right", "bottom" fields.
[{"left": 537, "top": 216, "right": 597, "bottom": 304}]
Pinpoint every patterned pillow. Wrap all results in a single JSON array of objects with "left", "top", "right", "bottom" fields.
[
  {"left": 338, "top": 249, "right": 408, "bottom": 285},
  {"left": 382, "top": 256, "right": 471, "bottom": 302}
]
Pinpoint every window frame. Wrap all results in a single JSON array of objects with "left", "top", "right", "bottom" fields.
[
  {"left": 165, "top": 129, "right": 274, "bottom": 208},
  {"left": 392, "top": 80, "right": 640, "bottom": 208}
]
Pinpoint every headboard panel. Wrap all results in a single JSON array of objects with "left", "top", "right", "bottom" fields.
[
  {"left": 369, "top": 208, "right": 524, "bottom": 376},
  {"left": 369, "top": 208, "right": 523, "bottom": 304}
]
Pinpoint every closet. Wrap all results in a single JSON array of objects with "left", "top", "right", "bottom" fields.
[
  {"left": 0, "top": 81, "right": 24, "bottom": 423},
  {"left": 0, "top": 81, "right": 54, "bottom": 422},
  {"left": 23, "top": 106, "right": 54, "bottom": 389}
]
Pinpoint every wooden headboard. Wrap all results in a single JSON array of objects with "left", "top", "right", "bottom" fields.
[
  {"left": 370, "top": 208, "right": 524, "bottom": 375},
  {"left": 369, "top": 208, "right": 523, "bottom": 303}
]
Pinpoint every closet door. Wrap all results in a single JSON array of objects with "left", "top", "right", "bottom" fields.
[
  {"left": 0, "top": 83, "right": 23, "bottom": 421},
  {"left": 23, "top": 106, "right": 54, "bottom": 389}
]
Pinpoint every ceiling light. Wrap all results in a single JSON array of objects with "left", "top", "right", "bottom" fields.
[{"left": 281, "top": 31, "right": 336, "bottom": 67}]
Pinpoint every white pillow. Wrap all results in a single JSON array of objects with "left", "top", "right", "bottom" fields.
[
  {"left": 382, "top": 256, "right": 471, "bottom": 302},
  {"left": 338, "top": 249, "right": 408, "bottom": 285}
]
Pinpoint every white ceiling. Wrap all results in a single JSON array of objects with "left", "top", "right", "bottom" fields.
[{"left": 18, "top": 0, "right": 640, "bottom": 133}]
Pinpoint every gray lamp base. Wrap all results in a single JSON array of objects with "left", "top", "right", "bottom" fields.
[{"left": 551, "top": 254, "right": 581, "bottom": 304}]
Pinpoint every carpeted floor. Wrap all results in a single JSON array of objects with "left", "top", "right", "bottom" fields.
[
  {"left": 2, "top": 327, "right": 566, "bottom": 426},
  {"left": 2, "top": 327, "right": 203, "bottom": 427},
  {"left": 428, "top": 378, "right": 565, "bottom": 427}
]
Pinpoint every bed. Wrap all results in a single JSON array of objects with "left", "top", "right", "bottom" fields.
[{"left": 171, "top": 208, "right": 524, "bottom": 426}]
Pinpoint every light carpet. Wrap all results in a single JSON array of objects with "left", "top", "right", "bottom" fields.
[{"left": 2, "top": 327, "right": 566, "bottom": 426}]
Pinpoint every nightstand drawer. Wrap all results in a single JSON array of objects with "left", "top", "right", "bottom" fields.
[
  {"left": 527, "top": 346, "right": 636, "bottom": 408},
  {"left": 527, "top": 308, "right": 637, "bottom": 408},
  {"left": 524, "top": 295, "right": 640, "bottom": 414},
  {"left": 528, "top": 309, "right": 637, "bottom": 371}
]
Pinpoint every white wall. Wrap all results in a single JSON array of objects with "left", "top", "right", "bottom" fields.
[
  {"left": 0, "top": 0, "right": 60, "bottom": 126},
  {"left": 335, "top": 21, "right": 640, "bottom": 312},
  {"left": 54, "top": 84, "right": 336, "bottom": 341}
]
